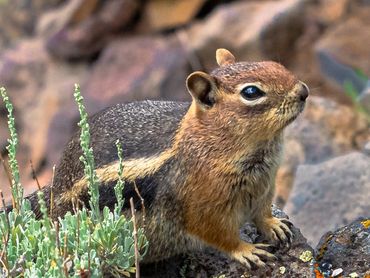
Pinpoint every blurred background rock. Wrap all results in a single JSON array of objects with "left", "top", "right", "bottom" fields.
[{"left": 0, "top": 0, "right": 369, "bottom": 247}]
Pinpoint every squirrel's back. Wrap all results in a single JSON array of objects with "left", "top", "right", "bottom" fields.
[
  {"left": 81, "top": 100, "right": 189, "bottom": 164},
  {"left": 29, "top": 100, "right": 189, "bottom": 217}
]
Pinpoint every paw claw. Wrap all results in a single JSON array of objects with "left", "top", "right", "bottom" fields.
[
  {"left": 257, "top": 217, "right": 294, "bottom": 247},
  {"left": 253, "top": 248, "right": 277, "bottom": 260},
  {"left": 247, "top": 254, "right": 266, "bottom": 268},
  {"left": 254, "top": 243, "right": 272, "bottom": 249},
  {"left": 231, "top": 242, "right": 276, "bottom": 269},
  {"left": 281, "top": 218, "right": 293, "bottom": 227}
]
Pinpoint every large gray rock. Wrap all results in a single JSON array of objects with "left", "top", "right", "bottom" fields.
[
  {"left": 275, "top": 96, "right": 370, "bottom": 207},
  {"left": 358, "top": 80, "right": 370, "bottom": 115},
  {"left": 285, "top": 152, "right": 370, "bottom": 246},
  {"left": 140, "top": 206, "right": 313, "bottom": 278},
  {"left": 314, "top": 218, "right": 370, "bottom": 277}
]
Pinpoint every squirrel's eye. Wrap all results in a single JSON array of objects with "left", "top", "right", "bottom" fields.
[{"left": 240, "top": 86, "right": 265, "bottom": 100}]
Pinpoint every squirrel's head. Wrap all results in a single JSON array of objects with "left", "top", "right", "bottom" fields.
[{"left": 186, "top": 48, "right": 308, "bottom": 140}]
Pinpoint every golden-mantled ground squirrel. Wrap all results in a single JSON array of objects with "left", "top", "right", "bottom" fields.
[{"left": 27, "top": 49, "right": 308, "bottom": 269}]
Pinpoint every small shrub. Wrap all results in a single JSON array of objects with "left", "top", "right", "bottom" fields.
[{"left": 0, "top": 86, "right": 147, "bottom": 277}]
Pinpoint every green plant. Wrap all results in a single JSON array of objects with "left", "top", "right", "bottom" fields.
[
  {"left": 74, "top": 84, "right": 101, "bottom": 222},
  {"left": 0, "top": 88, "right": 23, "bottom": 212},
  {"left": 0, "top": 86, "right": 147, "bottom": 277},
  {"left": 343, "top": 80, "right": 370, "bottom": 122}
]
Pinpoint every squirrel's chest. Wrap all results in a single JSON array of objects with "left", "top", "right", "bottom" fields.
[
  {"left": 228, "top": 150, "right": 280, "bottom": 212},
  {"left": 231, "top": 165, "right": 274, "bottom": 204}
]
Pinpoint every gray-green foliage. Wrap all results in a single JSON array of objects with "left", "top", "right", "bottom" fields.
[
  {"left": 0, "top": 88, "right": 23, "bottom": 212},
  {"left": 0, "top": 86, "right": 147, "bottom": 277},
  {"left": 74, "top": 84, "right": 101, "bottom": 222}
]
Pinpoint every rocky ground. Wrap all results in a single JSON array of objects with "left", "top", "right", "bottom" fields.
[
  {"left": 137, "top": 205, "right": 370, "bottom": 277},
  {"left": 140, "top": 207, "right": 315, "bottom": 278},
  {"left": 0, "top": 0, "right": 369, "bottom": 277}
]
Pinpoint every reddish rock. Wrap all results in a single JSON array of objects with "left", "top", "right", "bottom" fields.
[
  {"left": 136, "top": 0, "right": 206, "bottom": 32},
  {"left": 283, "top": 0, "right": 370, "bottom": 104},
  {"left": 0, "top": 0, "right": 63, "bottom": 50},
  {"left": 46, "top": 0, "right": 139, "bottom": 60},
  {"left": 0, "top": 39, "right": 88, "bottom": 200},
  {"left": 81, "top": 35, "right": 192, "bottom": 114},
  {"left": 37, "top": 0, "right": 98, "bottom": 37},
  {"left": 314, "top": 7, "right": 370, "bottom": 92},
  {"left": 315, "top": 0, "right": 350, "bottom": 26},
  {"left": 184, "top": 0, "right": 306, "bottom": 70}
]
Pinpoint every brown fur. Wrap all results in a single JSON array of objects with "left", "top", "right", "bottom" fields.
[{"left": 166, "top": 50, "right": 306, "bottom": 266}]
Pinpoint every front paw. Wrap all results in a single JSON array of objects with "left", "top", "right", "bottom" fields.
[
  {"left": 257, "top": 217, "right": 293, "bottom": 246},
  {"left": 230, "top": 242, "right": 276, "bottom": 269}
]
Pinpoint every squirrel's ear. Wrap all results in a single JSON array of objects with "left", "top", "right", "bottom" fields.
[
  {"left": 216, "top": 48, "right": 236, "bottom": 66},
  {"left": 186, "top": 71, "right": 216, "bottom": 108}
]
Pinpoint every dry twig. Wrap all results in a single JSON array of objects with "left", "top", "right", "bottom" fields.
[
  {"left": 130, "top": 197, "right": 140, "bottom": 278},
  {"left": 133, "top": 181, "right": 146, "bottom": 226},
  {"left": 0, "top": 153, "right": 12, "bottom": 187},
  {"left": 0, "top": 153, "right": 14, "bottom": 209},
  {"left": 54, "top": 221, "right": 60, "bottom": 256},
  {"left": 50, "top": 165, "right": 56, "bottom": 219},
  {"left": 63, "top": 233, "right": 69, "bottom": 277},
  {"left": 0, "top": 191, "right": 10, "bottom": 231},
  {"left": 29, "top": 160, "right": 41, "bottom": 191},
  {"left": 0, "top": 191, "right": 9, "bottom": 274}
]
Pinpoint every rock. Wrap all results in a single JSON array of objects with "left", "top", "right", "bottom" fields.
[
  {"left": 0, "top": 0, "right": 63, "bottom": 51},
  {"left": 44, "top": 35, "right": 193, "bottom": 173},
  {"left": 136, "top": 0, "right": 206, "bottom": 32},
  {"left": 314, "top": 218, "right": 370, "bottom": 277},
  {"left": 286, "top": 97, "right": 369, "bottom": 161},
  {"left": 45, "top": 0, "right": 139, "bottom": 60},
  {"left": 140, "top": 206, "right": 313, "bottom": 278},
  {"left": 287, "top": 0, "right": 370, "bottom": 104},
  {"left": 364, "top": 141, "right": 370, "bottom": 156},
  {"left": 184, "top": 0, "right": 306, "bottom": 69},
  {"left": 285, "top": 152, "right": 370, "bottom": 246},
  {"left": 81, "top": 35, "right": 192, "bottom": 114},
  {"left": 315, "top": 0, "right": 350, "bottom": 26},
  {"left": 0, "top": 106, "right": 9, "bottom": 150},
  {"left": 314, "top": 7, "right": 370, "bottom": 92},
  {"left": 36, "top": 0, "right": 97, "bottom": 38},
  {"left": 0, "top": 39, "right": 88, "bottom": 201},
  {"left": 274, "top": 96, "right": 370, "bottom": 208}
]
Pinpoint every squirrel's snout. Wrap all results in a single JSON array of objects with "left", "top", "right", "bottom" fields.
[{"left": 297, "top": 82, "right": 309, "bottom": 101}]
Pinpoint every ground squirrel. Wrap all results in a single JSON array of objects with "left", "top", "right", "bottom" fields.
[{"left": 26, "top": 48, "right": 308, "bottom": 269}]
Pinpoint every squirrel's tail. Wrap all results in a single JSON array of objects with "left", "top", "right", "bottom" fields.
[{"left": 2, "top": 186, "right": 51, "bottom": 220}]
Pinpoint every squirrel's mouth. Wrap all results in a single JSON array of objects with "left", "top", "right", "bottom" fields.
[{"left": 276, "top": 99, "right": 305, "bottom": 126}]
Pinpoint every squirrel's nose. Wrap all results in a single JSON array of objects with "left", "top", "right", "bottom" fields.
[{"left": 298, "top": 82, "right": 309, "bottom": 101}]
